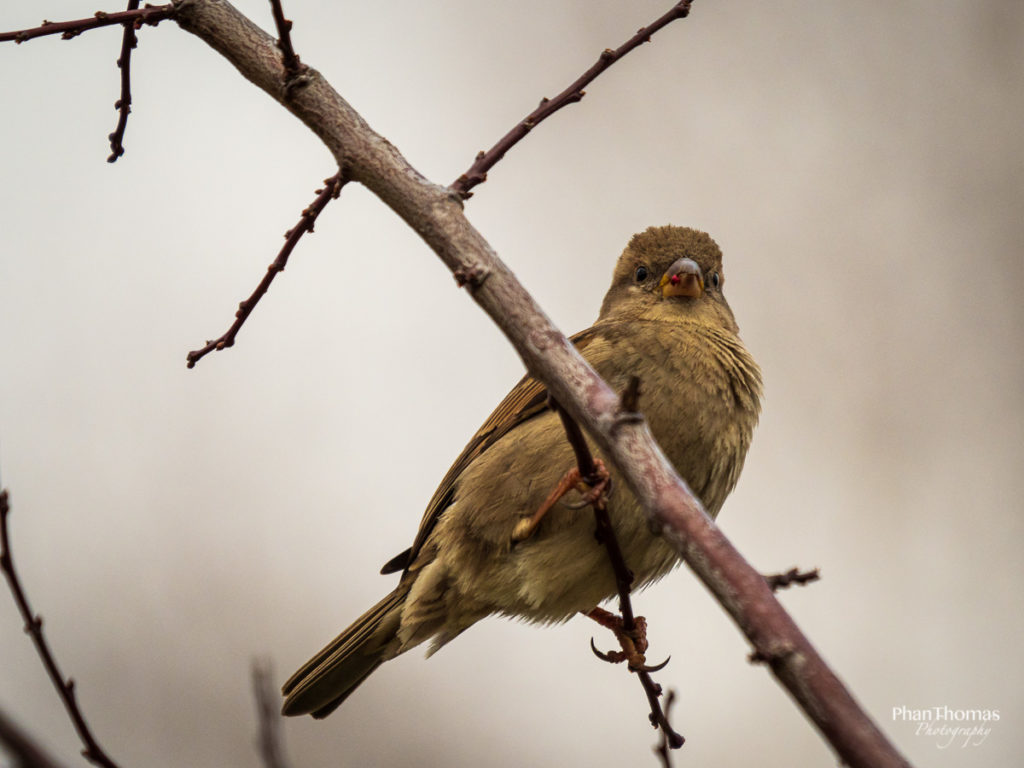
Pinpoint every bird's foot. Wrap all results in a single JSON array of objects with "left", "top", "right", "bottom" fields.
[
  {"left": 560, "top": 459, "right": 612, "bottom": 510},
  {"left": 511, "top": 459, "right": 611, "bottom": 542},
  {"left": 587, "top": 608, "right": 669, "bottom": 672}
]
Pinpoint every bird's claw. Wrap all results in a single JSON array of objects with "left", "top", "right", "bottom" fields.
[
  {"left": 590, "top": 637, "right": 668, "bottom": 671},
  {"left": 587, "top": 611, "right": 666, "bottom": 671},
  {"left": 631, "top": 654, "right": 671, "bottom": 673},
  {"left": 590, "top": 636, "right": 619, "bottom": 663}
]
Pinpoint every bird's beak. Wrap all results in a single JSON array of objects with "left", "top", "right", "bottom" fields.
[{"left": 660, "top": 258, "right": 703, "bottom": 299}]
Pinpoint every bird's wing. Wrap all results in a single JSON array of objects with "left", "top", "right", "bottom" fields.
[{"left": 379, "top": 326, "right": 601, "bottom": 575}]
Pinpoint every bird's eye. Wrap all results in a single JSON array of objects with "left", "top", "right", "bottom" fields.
[
  {"left": 710, "top": 272, "right": 721, "bottom": 289},
  {"left": 634, "top": 265, "right": 649, "bottom": 283}
]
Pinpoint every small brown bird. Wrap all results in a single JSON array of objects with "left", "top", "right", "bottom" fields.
[{"left": 282, "top": 226, "right": 762, "bottom": 718}]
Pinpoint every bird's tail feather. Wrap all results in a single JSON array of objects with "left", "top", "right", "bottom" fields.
[{"left": 281, "top": 588, "right": 405, "bottom": 718}]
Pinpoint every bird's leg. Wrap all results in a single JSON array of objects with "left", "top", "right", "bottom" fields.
[
  {"left": 511, "top": 459, "right": 611, "bottom": 542},
  {"left": 511, "top": 467, "right": 581, "bottom": 542}
]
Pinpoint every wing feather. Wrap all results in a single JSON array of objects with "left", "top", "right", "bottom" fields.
[{"left": 380, "top": 327, "right": 600, "bottom": 575}]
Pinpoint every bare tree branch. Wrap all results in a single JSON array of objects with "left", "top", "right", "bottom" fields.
[
  {"left": 166, "top": 3, "right": 913, "bottom": 765},
  {"left": 0, "top": 491, "right": 121, "bottom": 768},
  {"left": 186, "top": 1, "right": 692, "bottom": 364},
  {"left": 185, "top": 0, "right": 334, "bottom": 368},
  {"left": 1, "top": 2, "right": 914, "bottom": 766},
  {"left": 251, "top": 660, "right": 290, "bottom": 768},
  {"left": 548, "top": 394, "right": 684, "bottom": 750},
  {"left": 0, "top": 706, "right": 72, "bottom": 768},
  {"left": 267, "top": 0, "right": 299, "bottom": 79},
  {"left": 186, "top": 171, "right": 345, "bottom": 367},
  {"left": 653, "top": 690, "right": 677, "bottom": 768},
  {"left": 451, "top": 0, "right": 693, "bottom": 199},
  {"left": 0, "top": 6, "right": 174, "bottom": 44},
  {"left": 765, "top": 567, "right": 820, "bottom": 592},
  {"left": 107, "top": 1, "right": 142, "bottom": 163}
]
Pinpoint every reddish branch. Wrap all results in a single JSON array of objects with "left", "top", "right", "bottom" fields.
[
  {"left": 0, "top": 6, "right": 174, "bottom": 44},
  {"left": 186, "top": 1, "right": 319, "bottom": 367},
  {"left": 186, "top": 172, "right": 345, "bottom": 367},
  {"left": 0, "top": 490, "right": 121, "bottom": 768},
  {"left": 0, "top": 5, "right": 172, "bottom": 162},
  {"left": 451, "top": 0, "right": 693, "bottom": 199},
  {"left": 107, "top": 1, "right": 142, "bottom": 163},
  {"left": 549, "top": 395, "right": 685, "bottom": 750},
  {"left": 268, "top": 0, "right": 300, "bottom": 79}
]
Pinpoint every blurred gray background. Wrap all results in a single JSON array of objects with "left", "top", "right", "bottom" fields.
[{"left": 2, "top": 1, "right": 1022, "bottom": 766}]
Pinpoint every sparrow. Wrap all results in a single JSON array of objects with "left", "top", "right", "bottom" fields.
[{"left": 282, "top": 225, "right": 762, "bottom": 718}]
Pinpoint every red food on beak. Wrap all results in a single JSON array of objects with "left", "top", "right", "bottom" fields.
[{"left": 660, "top": 258, "right": 703, "bottom": 298}]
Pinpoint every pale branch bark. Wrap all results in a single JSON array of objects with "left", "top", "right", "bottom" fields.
[{"left": 168, "top": 2, "right": 913, "bottom": 766}]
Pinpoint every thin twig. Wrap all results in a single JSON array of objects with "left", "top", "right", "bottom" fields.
[
  {"left": 0, "top": 706, "right": 72, "bottom": 768},
  {"left": 549, "top": 398, "right": 684, "bottom": 750},
  {"left": 765, "top": 567, "right": 820, "bottom": 592},
  {"left": 450, "top": 0, "right": 693, "bottom": 199},
  {"left": 251, "top": 660, "right": 291, "bottom": 768},
  {"left": 0, "top": 6, "right": 175, "bottom": 44},
  {"left": 0, "top": 490, "right": 121, "bottom": 768},
  {"left": 107, "top": 1, "right": 142, "bottom": 163},
  {"left": 653, "top": 690, "right": 677, "bottom": 768},
  {"left": 636, "top": 670, "right": 682, "bottom": 750},
  {"left": 185, "top": 3, "right": 311, "bottom": 366},
  {"left": 267, "top": 0, "right": 300, "bottom": 78},
  {"left": 186, "top": 171, "right": 346, "bottom": 368}
]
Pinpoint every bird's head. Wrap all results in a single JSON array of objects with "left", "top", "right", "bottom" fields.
[{"left": 599, "top": 225, "right": 738, "bottom": 333}]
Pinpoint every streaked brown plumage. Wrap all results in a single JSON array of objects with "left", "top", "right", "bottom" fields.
[{"left": 282, "top": 226, "right": 762, "bottom": 718}]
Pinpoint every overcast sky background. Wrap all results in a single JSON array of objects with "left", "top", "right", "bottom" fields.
[{"left": 1, "top": 1, "right": 1022, "bottom": 767}]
